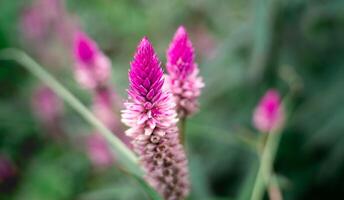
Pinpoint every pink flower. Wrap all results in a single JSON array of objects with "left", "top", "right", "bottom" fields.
[
  {"left": 32, "top": 85, "right": 63, "bottom": 123},
  {"left": 86, "top": 133, "right": 113, "bottom": 168},
  {"left": 73, "top": 32, "right": 111, "bottom": 89},
  {"left": 122, "top": 37, "right": 189, "bottom": 200},
  {"left": 253, "top": 89, "right": 284, "bottom": 133},
  {"left": 166, "top": 26, "right": 204, "bottom": 117}
]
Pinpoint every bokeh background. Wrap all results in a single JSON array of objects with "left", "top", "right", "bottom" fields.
[{"left": 1, "top": 0, "right": 344, "bottom": 200}]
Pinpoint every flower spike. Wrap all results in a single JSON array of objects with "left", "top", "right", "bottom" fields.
[
  {"left": 166, "top": 26, "right": 204, "bottom": 117},
  {"left": 73, "top": 32, "right": 111, "bottom": 89},
  {"left": 122, "top": 37, "right": 190, "bottom": 200}
]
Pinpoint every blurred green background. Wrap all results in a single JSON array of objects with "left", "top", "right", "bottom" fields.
[{"left": 1, "top": 0, "right": 344, "bottom": 199}]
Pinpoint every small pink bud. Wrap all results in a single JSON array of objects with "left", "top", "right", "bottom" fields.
[
  {"left": 73, "top": 32, "right": 111, "bottom": 89},
  {"left": 32, "top": 85, "right": 62, "bottom": 123},
  {"left": 166, "top": 26, "right": 204, "bottom": 117},
  {"left": 86, "top": 133, "right": 113, "bottom": 168},
  {"left": 253, "top": 89, "right": 284, "bottom": 133}
]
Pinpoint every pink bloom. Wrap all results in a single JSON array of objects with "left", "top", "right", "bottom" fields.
[
  {"left": 253, "top": 89, "right": 284, "bottom": 133},
  {"left": 32, "top": 85, "right": 63, "bottom": 123},
  {"left": 122, "top": 37, "right": 189, "bottom": 199},
  {"left": 73, "top": 32, "right": 111, "bottom": 89},
  {"left": 86, "top": 133, "right": 113, "bottom": 168},
  {"left": 166, "top": 26, "right": 204, "bottom": 117},
  {"left": 73, "top": 32, "right": 130, "bottom": 152}
]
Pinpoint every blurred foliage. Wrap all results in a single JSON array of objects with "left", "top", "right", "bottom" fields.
[{"left": 1, "top": 0, "right": 344, "bottom": 200}]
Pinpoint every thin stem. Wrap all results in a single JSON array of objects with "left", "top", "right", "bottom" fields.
[
  {"left": 260, "top": 137, "right": 283, "bottom": 200},
  {"left": 0, "top": 49, "right": 141, "bottom": 176},
  {"left": 250, "top": 128, "right": 283, "bottom": 200}
]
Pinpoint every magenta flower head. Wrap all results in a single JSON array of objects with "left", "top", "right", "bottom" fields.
[
  {"left": 32, "top": 85, "right": 63, "bottom": 123},
  {"left": 122, "top": 37, "right": 190, "bottom": 199},
  {"left": 86, "top": 133, "right": 113, "bottom": 168},
  {"left": 253, "top": 89, "right": 285, "bottom": 133},
  {"left": 73, "top": 32, "right": 111, "bottom": 89},
  {"left": 166, "top": 26, "right": 204, "bottom": 117}
]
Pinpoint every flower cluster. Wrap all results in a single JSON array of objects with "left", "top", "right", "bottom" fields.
[
  {"left": 122, "top": 37, "right": 189, "bottom": 200},
  {"left": 166, "top": 26, "right": 204, "bottom": 117},
  {"left": 73, "top": 32, "right": 111, "bottom": 90},
  {"left": 73, "top": 32, "right": 130, "bottom": 167},
  {"left": 253, "top": 89, "right": 284, "bottom": 133}
]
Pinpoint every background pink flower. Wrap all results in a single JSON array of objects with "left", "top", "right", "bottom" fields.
[
  {"left": 73, "top": 32, "right": 111, "bottom": 90},
  {"left": 253, "top": 89, "right": 284, "bottom": 133}
]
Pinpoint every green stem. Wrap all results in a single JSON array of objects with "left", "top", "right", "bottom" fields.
[
  {"left": 0, "top": 49, "right": 141, "bottom": 176},
  {"left": 250, "top": 128, "right": 283, "bottom": 200}
]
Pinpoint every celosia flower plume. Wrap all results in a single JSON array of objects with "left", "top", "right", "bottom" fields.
[
  {"left": 253, "top": 89, "right": 284, "bottom": 133},
  {"left": 166, "top": 26, "right": 204, "bottom": 117},
  {"left": 73, "top": 32, "right": 111, "bottom": 89},
  {"left": 122, "top": 37, "right": 189, "bottom": 200}
]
